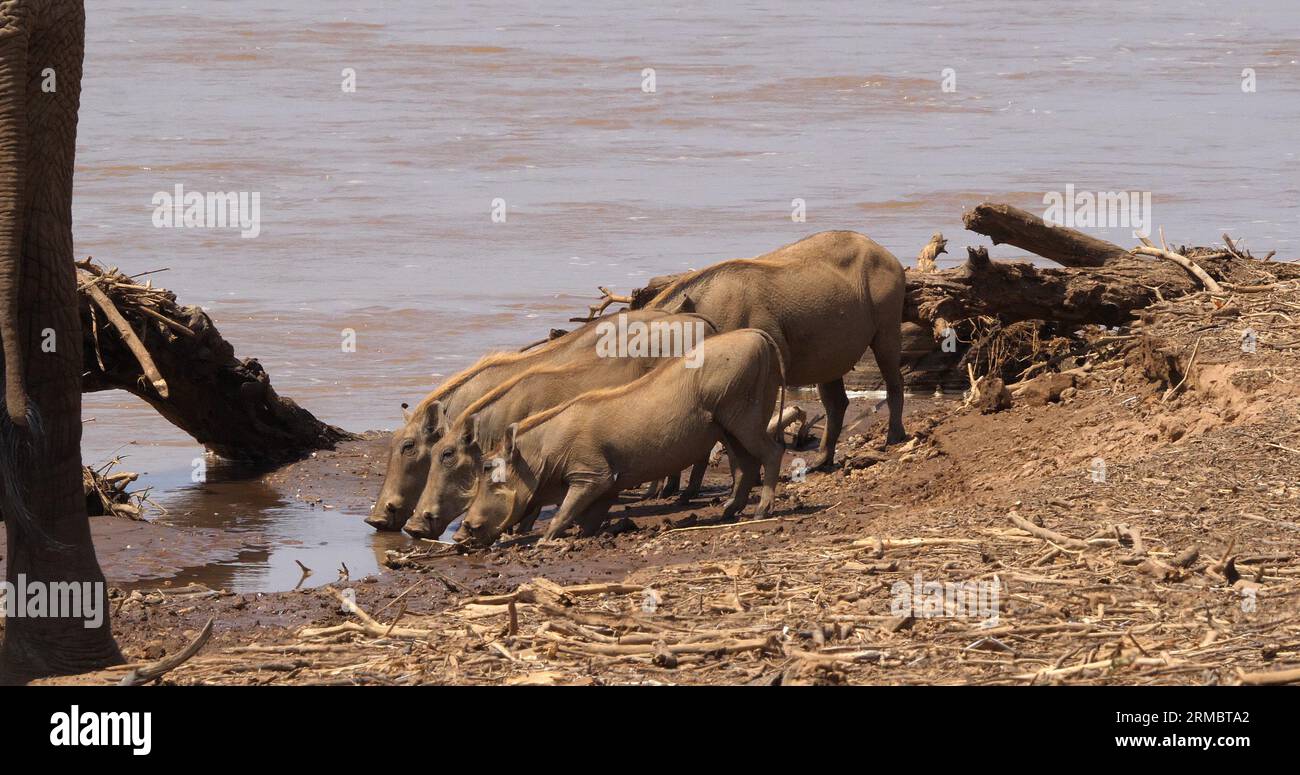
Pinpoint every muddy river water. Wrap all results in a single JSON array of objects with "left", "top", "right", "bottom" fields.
[{"left": 71, "top": 1, "right": 1300, "bottom": 591}]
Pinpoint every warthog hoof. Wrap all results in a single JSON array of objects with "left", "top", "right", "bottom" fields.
[{"left": 809, "top": 451, "right": 836, "bottom": 471}]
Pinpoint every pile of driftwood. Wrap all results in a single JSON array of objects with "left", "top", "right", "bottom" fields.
[
  {"left": 82, "top": 458, "right": 152, "bottom": 520},
  {"left": 76, "top": 259, "right": 352, "bottom": 463},
  {"left": 575, "top": 202, "right": 1273, "bottom": 391}
]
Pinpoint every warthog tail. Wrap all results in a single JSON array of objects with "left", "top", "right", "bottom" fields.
[{"left": 746, "top": 329, "right": 787, "bottom": 448}]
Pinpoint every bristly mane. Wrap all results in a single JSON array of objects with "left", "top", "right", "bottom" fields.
[
  {"left": 454, "top": 364, "right": 572, "bottom": 427},
  {"left": 409, "top": 334, "right": 573, "bottom": 422},
  {"left": 513, "top": 371, "right": 666, "bottom": 436},
  {"left": 647, "top": 258, "right": 759, "bottom": 309}
]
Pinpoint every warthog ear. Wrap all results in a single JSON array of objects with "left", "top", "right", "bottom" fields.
[
  {"left": 673, "top": 294, "right": 696, "bottom": 314},
  {"left": 428, "top": 403, "right": 449, "bottom": 431},
  {"left": 463, "top": 413, "right": 480, "bottom": 445},
  {"left": 505, "top": 423, "right": 520, "bottom": 458},
  {"left": 401, "top": 402, "right": 412, "bottom": 423}
]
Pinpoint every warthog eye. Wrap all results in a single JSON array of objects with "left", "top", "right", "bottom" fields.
[
  {"left": 439, "top": 448, "right": 456, "bottom": 466},
  {"left": 400, "top": 440, "right": 416, "bottom": 455}
]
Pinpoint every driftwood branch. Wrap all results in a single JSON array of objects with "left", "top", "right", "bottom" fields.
[
  {"left": 1131, "top": 246, "right": 1225, "bottom": 294},
  {"left": 119, "top": 617, "right": 214, "bottom": 686},
  {"left": 80, "top": 276, "right": 169, "bottom": 398},
  {"left": 963, "top": 202, "right": 1130, "bottom": 267},
  {"left": 580, "top": 286, "right": 633, "bottom": 322},
  {"left": 77, "top": 259, "right": 353, "bottom": 463}
]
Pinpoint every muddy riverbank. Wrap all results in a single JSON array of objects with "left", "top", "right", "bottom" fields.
[{"left": 27, "top": 273, "right": 1300, "bottom": 684}]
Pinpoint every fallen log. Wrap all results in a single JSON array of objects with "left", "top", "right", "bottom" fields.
[
  {"left": 576, "top": 206, "right": 1242, "bottom": 390},
  {"left": 78, "top": 260, "right": 354, "bottom": 463},
  {"left": 962, "top": 202, "right": 1131, "bottom": 267}
]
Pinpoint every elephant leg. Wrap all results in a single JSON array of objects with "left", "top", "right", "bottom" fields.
[
  {"left": 0, "top": 2, "right": 121, "bottom": 684},
  {"left": 809, "top": 378, "right": 849, "bottom": 470}
]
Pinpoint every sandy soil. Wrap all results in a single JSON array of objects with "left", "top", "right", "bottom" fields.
[{"left": 23, "top": 272, "right": 1300, "bottom": 686}]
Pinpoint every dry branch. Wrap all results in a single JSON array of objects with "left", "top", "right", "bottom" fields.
[
  {"left": 1131, "top": 246, "right": 1225, "bottom": 294},
  {"left": 119, "top": 617, "right": 214, "bottom": 686},
  {"left": 1008, "top": 513, "right": 1089, "bottom": 550},
  {"left": 77, "top": 259, "right": 353, "bottom": 463},
  {"left": 962, "top": 202, "right": 1130, "bottom": 267}
]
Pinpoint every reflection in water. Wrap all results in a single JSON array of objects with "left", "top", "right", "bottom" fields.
[{"left": 125, "top": 458, "right": 415, "bottom": 593}]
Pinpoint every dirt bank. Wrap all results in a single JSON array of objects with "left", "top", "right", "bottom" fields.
[{"left": 25, "top": 268, "right": 1300, "bottom": 685}]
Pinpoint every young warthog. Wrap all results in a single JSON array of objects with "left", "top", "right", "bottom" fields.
[
  {"left": 454, "top": 328, "right": 785, "bottom": 547},
  {"left": 366, "top": 309, "right": 706, "bottom": 531},
  {"left": 403, "top": 312, "right": 717, "bottom": 539},
  {"left": 646, "top": 230, "right": 907, "bottom": 468}
]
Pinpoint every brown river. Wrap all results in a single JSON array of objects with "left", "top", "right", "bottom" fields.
[{"left": 72, "top": 1, "right": 1300, "bottom": 590}]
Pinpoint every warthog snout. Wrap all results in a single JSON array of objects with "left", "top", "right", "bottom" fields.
[
  {"left": 404, "top": 510, "right": 441, "bottom": 539},
  {"left": 451, "top": 521, "right": 472, "bottom": 544},
  {"left": 452, "top": 519, "right": 491, "bottom": 547},
  {"left": 364, "top": 501, "right": 404, "bottom": 531}
]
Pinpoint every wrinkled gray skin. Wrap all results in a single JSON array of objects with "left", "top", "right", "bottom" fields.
[
  {"left": 455, "top": 329, "right": 784, "bottom": 547},
  {"left": 0, "top": 0, "right": 122, "bottom": 683},
  {"left": 367, "top": 309, "right": 710, "bottom": 531},
  {"left": 406, "top": 313, "right": 717, "bottom": 539},
  {"left": 648, "top": 230, "right": 908, "bottom": 468}
]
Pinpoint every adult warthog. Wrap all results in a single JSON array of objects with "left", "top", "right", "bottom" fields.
[
  {"left": 403, "top": 312, "right": 717, "bottom": 539},
  {"left": 366, "top": 309, "right": 712, "bottom": 531},
  {"left": 645, "top": 230, "right": 907, "bottom": 468},
  {"left": 454, "top": 328, "right": 785, "bottom": 547}
]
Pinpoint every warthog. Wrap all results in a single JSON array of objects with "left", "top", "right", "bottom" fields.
[
  {"left": 366, "top": 309, "right": 705, "bottom": 531},
  {"left": 646, "top": 230, "right": 907, "bottom": 468},
  {"left": 403, "top": 312, "right": 718, "bottom": 539},
  {"left": 454, "top": 328, "right": 785, "bottom": 547}
]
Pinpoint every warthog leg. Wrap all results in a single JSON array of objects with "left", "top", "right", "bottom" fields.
[
  {"left": 871, "top": 326, "right": 907, "bottom": 445},
  {"left": 810, "top": 378, "right": 849, "bottom": 469},
  {"left": 722, "top": 417, "right": 784, "bottom": 519},
  {"left": 575, "top": 492, "right": 621, "bottom": 537},
  {"left": 719, "top": 433, "right": 760, "bottom": 520},
  {"left": 542, "top": 479, "right": 615, "bottom": 541},
  {"left": 643, "top": 474, "right": 674, "bottom": 499},
  {"left": 678, "top": 459, "right": 708, "bottom": 501},
  {"left": 509, "top": 503, "right": 543, "bottom": 535}
]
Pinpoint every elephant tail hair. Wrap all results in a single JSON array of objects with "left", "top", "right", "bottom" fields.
[{"left": 0, "top": 397, "right": 66, "bottom": 550}]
